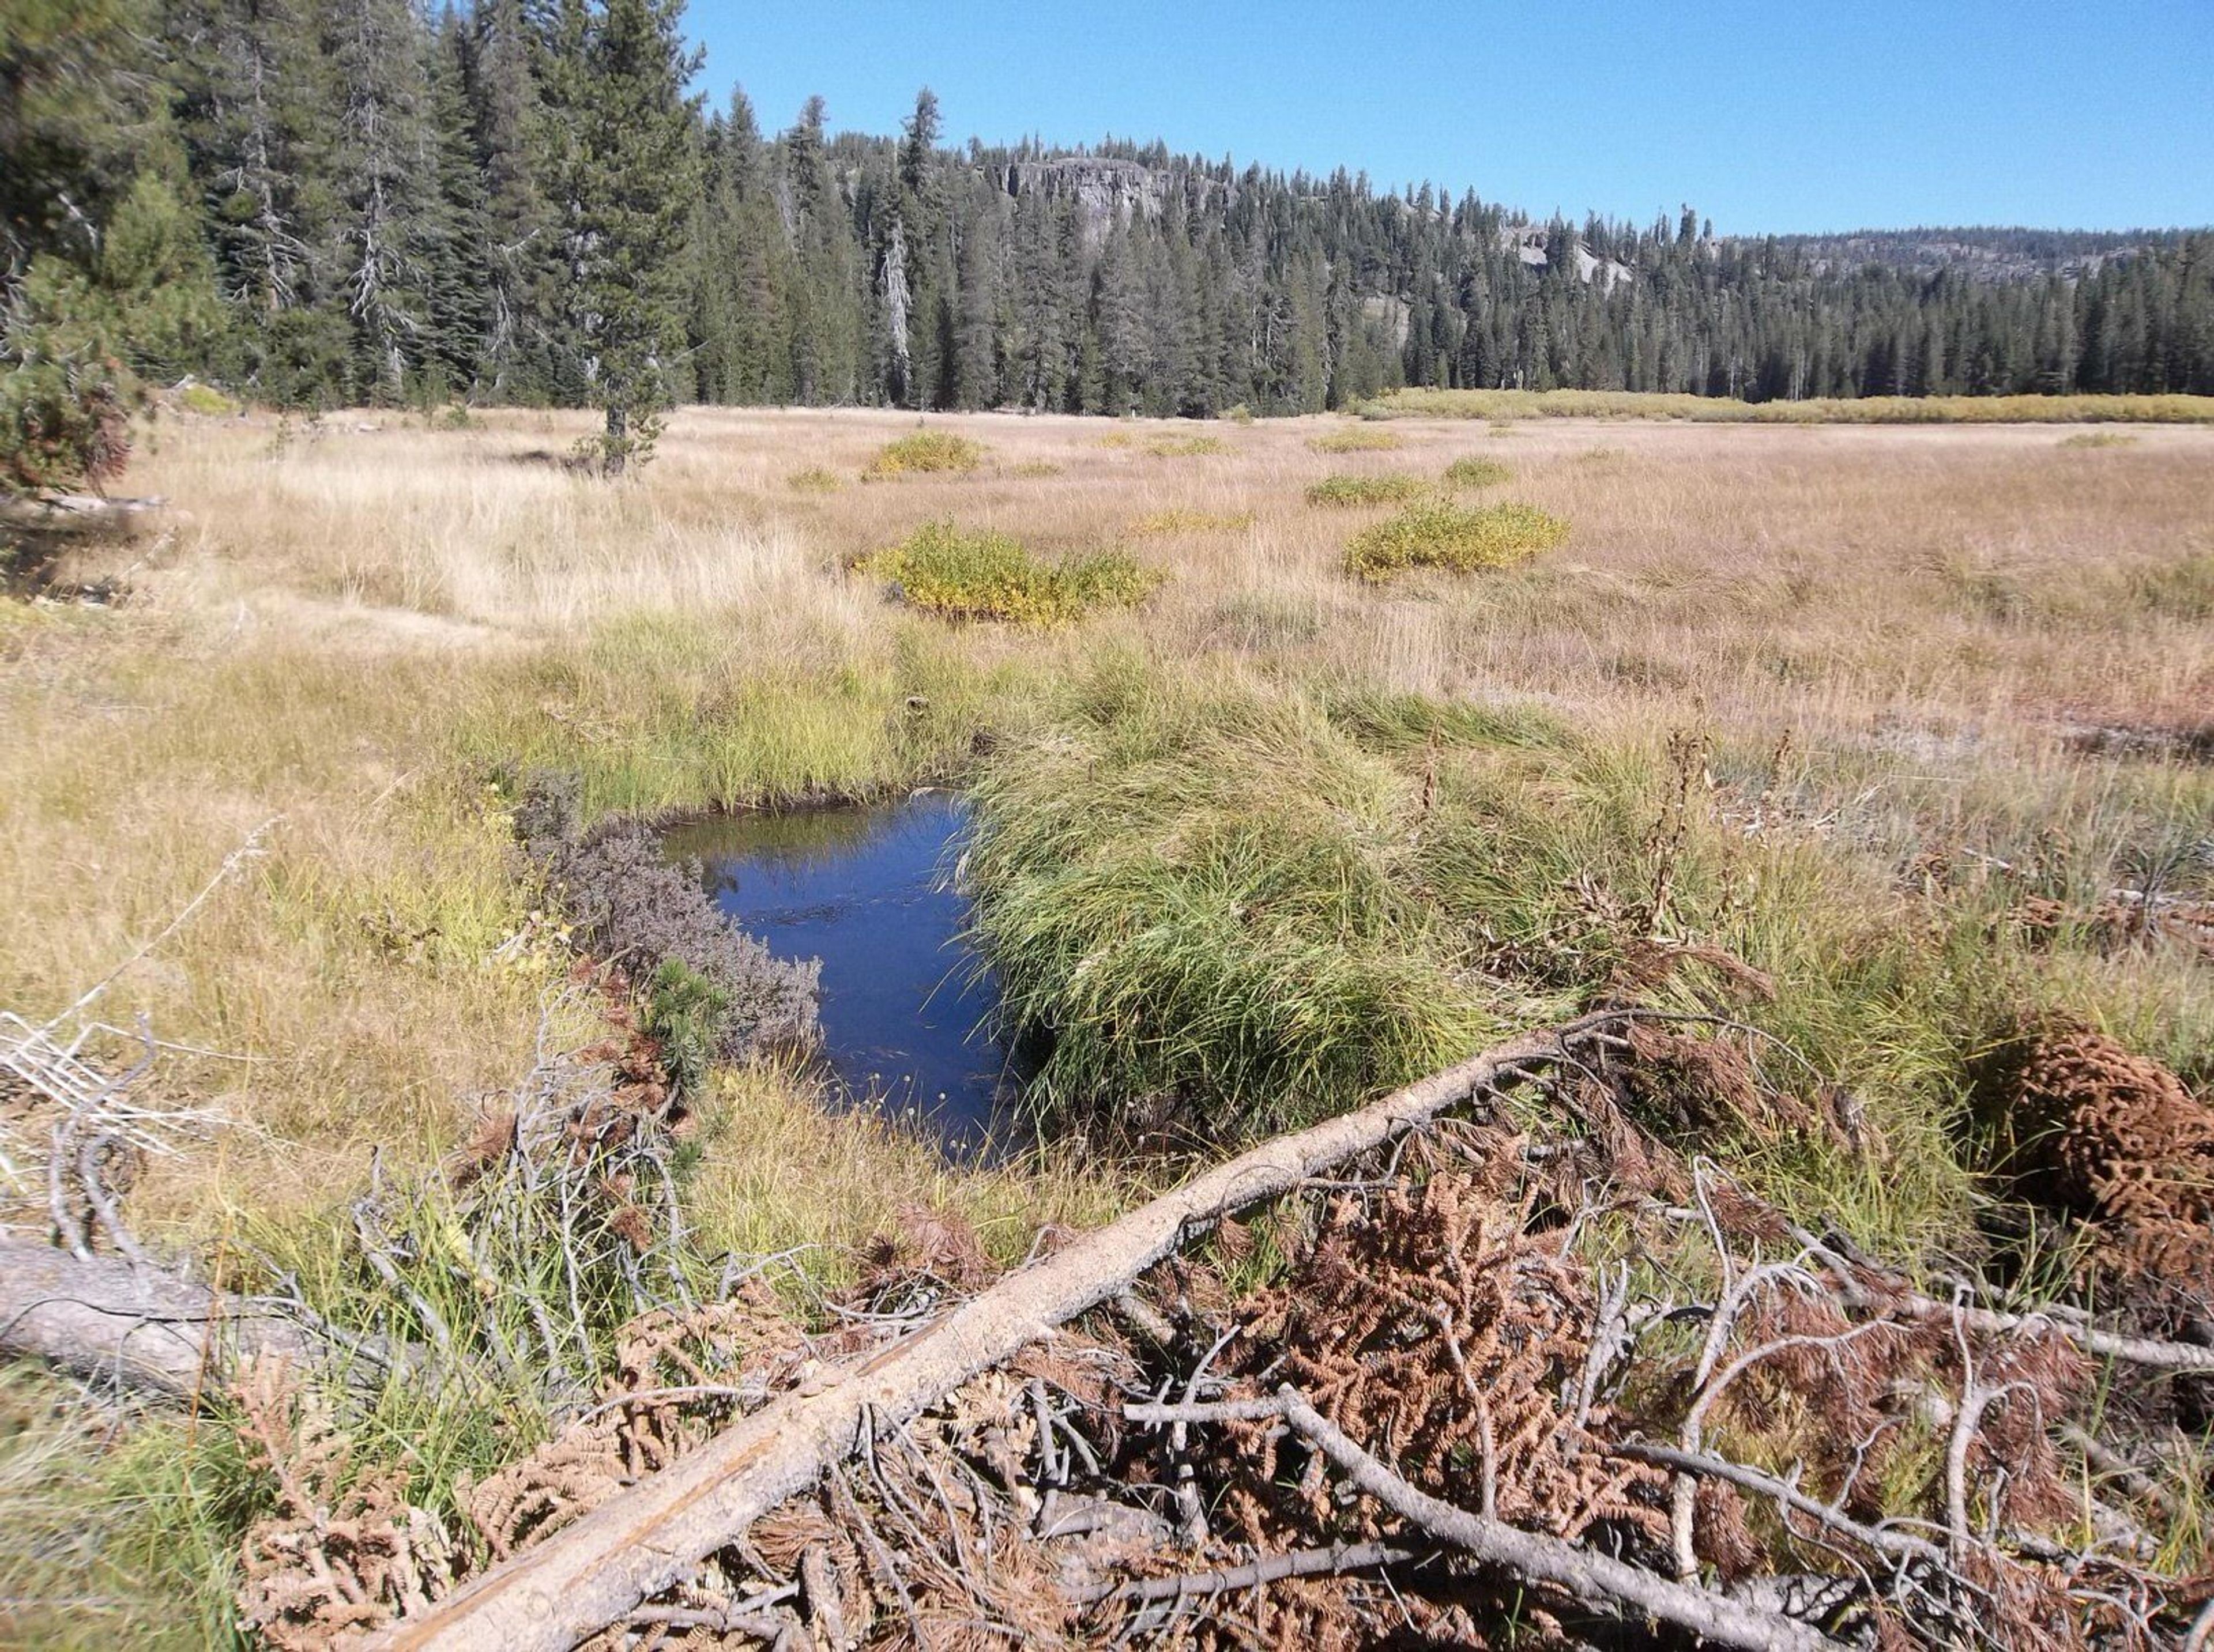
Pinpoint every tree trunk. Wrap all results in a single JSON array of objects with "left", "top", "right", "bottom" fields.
[{"left": 603, "top": 402, "right": 627, "bottom": 474}]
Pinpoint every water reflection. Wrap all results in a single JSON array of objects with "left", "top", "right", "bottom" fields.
[{"left": 662, "top": 791, "right": 1030, "bottom": 1157}]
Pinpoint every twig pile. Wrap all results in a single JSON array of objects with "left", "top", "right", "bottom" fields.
[{"left": 228, "top": 1017, "right": 2211, "bottom": 1651}]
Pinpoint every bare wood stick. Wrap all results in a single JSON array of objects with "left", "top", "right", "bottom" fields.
[
  {"left": 1128, "top": 1393, "right": 1849, "bottom": 1650},
  {"left": 371, "top": 1020, "right": 1603, "bottom": 1651},
  {"left": 1071, "top": 1540, "right": 1422, "bottom": 1604},
  {"left": 1259, "top": 1387, "right": 1843, "bottom": 1652},
  {"left": 1836, "top": 1281, "right": 2214, "bottom": 1372},
  {"left": 1611, "top": 1442, "right": 1944, "bottom": 1564}
]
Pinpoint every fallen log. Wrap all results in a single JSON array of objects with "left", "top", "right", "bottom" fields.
[
  {"left": 0, "top": 1238, "right": 330, "bottom": 1401},
  {"left": 372, "top": 1018, "right": 1602, "bottom": 1651}
]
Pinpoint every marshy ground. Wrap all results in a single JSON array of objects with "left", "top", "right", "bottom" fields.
[{"left": 2, "top": 402, "right": 2211, "bottom": 1643}]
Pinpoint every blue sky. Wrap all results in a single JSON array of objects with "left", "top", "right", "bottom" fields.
[{"left": 684, "top": 1, "right": 2212, "bottom": 235}]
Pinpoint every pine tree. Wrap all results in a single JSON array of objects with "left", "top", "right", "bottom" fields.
[
  {"left": 539, "top": 0, "right": 702, "bottom": 470},
  {"left": 328, "top": 0, "right": 434, "bottom": 401},
  {"left": 466, "top": 0, "right": 553, "bottom": 401},
  {"left": 2, "top": 0, "right": 222, "bottom": 489}
]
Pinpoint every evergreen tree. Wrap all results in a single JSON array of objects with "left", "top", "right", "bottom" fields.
[{"left": 539, "top": 0, "right": 702, "bottom": 470}]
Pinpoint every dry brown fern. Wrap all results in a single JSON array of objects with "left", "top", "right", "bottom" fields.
[
  {"left": 234, "top": 1359, "right": 456, "bottom": 1649},
  {"left": 1985, "top": 1024, "right": 2214, "bottom": 1306},
  {"left": 1208, "top": 1161, "right": 1667, "bottom": 1559}
]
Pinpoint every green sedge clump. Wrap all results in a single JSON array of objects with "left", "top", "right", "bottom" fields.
[
  {"left": 1144, "top": 434, "right": 1227, "bottom": 457},
  {"left": 1305, "top": 473, "right": 1424, "bottom": 507},
  {"left": 856, "top": 521, "right": 1163, "bottom": 625},
  {"left": 1443, "top": 456, "right": 1511, "bottom": 489},
  {"left": 1346, "top": 497, "right": 1568, "bottom": 580},
  {"left": 863, "top": 430, "right": 986, "bottom": 477}
]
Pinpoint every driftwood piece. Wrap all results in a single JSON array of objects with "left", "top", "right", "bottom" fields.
[
  {"left": 0, "top": 1237, "right": 329, "bottom": 1400},
  {"left": 373, "top": 1020, "right": 1598, "bottom": 1651}
]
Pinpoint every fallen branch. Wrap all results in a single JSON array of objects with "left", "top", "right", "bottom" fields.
[
  {"left": 1076, "top": 1539, "right": 1421, "bottom": 1604},
  {"left": 371, "top": 1019, "right": 1605, "bottom": 1651},
  {"left": 0, "top": 1237, "right": 339, "bottom": 1400},
  {"left": 1818, "top": 1256, "right": 2214, "bottom": 1373},
  {"left": 1153, "top": 1387, "right": 1842, "bottom": 1652},
  {"left": 1612, "top": 1441, "right": 1944, "bottom": 1564}
]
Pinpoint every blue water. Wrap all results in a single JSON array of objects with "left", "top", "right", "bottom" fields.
[{"left": 663, "top": 791, "right": 1029, "bottom": 1157}]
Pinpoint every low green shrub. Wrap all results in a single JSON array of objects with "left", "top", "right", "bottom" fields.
[
  {"left": 863, "top": 430, "right": 986, "bottom": 477},
  {"left": 1443, "top": 456, "right": 1511, "bottom": 489},
  {"left": 1305, "top": 473, "right": 1424, "bottom": 507},
  {"left": 1346, "top": 497, "right": 1569, "bottom": 580},
  {"left": 1010, "top": 459, "right": 1064, "bottom": 477},
  {"left": 646, "top": 957, "right": 731, "bottom": 1096},
  {"left": 856, "top": 520, "right": 1162, "bottom": 625},
  {"left": 2057, "top": 431, "right": 2137, "bottom": 449},
  {"left": 788, "top": 466, "right": 843, "bottom": 492},
  {"left": 178, "top": 383, "right": 240, "bottom": 417},
  {"left": 1145, "top": 434, "right": 1226, "bottom": 457}
]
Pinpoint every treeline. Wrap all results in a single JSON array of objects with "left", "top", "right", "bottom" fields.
[{"left": 7, "top": 0, "right": 2213, "bottom": 440}]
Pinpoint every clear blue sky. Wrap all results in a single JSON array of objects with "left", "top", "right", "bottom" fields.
[{"left": 684, "top": 0, "right": 2212, "bottom": 235}]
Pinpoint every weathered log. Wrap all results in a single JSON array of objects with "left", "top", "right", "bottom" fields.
[
  {"left": 372, "top": 1019, "right": 1602, "bottom": 1651},
  {"left": 0, "top": 1238, "right": 329, "bottom": 1401}
]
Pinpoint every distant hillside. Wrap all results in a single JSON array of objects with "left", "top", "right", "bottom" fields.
[{"left": 1770, "top": 227, "right": 2189, "bottom": 281}]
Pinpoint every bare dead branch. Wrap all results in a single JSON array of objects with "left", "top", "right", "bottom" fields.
[{"left": 1214, "top": 1386, "right": 1846, "bottom": 1652}]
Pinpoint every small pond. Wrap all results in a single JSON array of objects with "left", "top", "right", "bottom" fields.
[{"left": 662, "top": 791, "right": 1031, "bottom": 1157}]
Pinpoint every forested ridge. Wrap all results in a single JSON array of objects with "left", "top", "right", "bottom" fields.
[{"left": 7, "top": 0, "right": 2213, "bottom": 439}]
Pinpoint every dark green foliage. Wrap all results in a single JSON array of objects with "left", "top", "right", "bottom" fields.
[
  {"left": 1, "top": 0, "right": 220, "bottom": 490},
  {"left": 645, "top": 957, "right": 729, "bottom": 1095},
  {"left": 10, "top": 0, "right": 2213, "bottom": 436},
  {"left": 539, "top": 0, "right": 703, "bottom": 469}
]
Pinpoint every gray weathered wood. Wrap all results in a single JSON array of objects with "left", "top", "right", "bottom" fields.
[{"left": 0, "top": 1238, "right": 328, "bottom": 1400}]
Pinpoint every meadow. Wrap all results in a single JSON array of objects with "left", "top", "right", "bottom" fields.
[{"left": 2, "top": 401, "right": 2211, "bottom": 1642}]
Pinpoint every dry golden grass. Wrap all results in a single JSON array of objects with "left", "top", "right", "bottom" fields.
[
  {"left": 3, "top": 401, "right": 2211, "bottom": 1247},
  {"left": 4, "top": 396, "right": 2212, "bottom": 1646}
]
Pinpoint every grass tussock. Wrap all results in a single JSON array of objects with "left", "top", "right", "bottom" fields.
[
  {"left": 1144, "top": 434, "right": 1227, "bottom": 457},
  {"left": 965, "top": 662, "right": 2039, "bottom": 1250},
  {"left": 1345, "top": 497, "right": 1569, "bottom": 580},
  {"left": 1008, "top": 459, "right": 1063, "bottom": 477},
  {"left": 862, "top": 430, "right": 986, "bottom": 477},
  {"left": 856, "top": 520, "right": 1162, "bottom": 625},
  {"left": 2057, "top": 431, "right": 2138, "bottom": 449},
  {"left": 1443, "top": 456, "right": 1511, "bottom": 489},
  {"left": 1308, "top": 427, "right": 1405, "bottom": 454},
  {"left": 1365, "top": 387, "right": 2214, "bottom": 424},
  {"left": 787, "top": 466, "right": 843, "bottom": 492},
  {"left": 1304, "top": 473, "right": 1425, "bottom": 508},
  {"left": 1128, "top": 507, "right": 1256, "bottom": 536}
]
